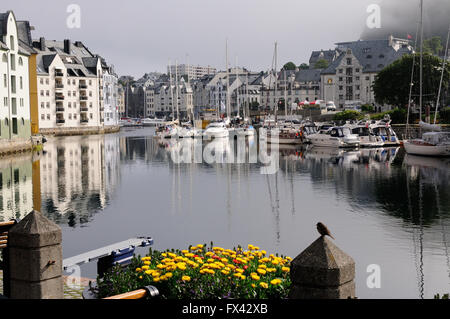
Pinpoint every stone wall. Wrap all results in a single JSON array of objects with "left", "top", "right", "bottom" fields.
[{"left": 39, "top": 125, "right": 120, "bottom": 137}]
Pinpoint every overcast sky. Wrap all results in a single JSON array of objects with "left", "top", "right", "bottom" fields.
[{"left": 2, "top": 0, "right": 448, "bottom": 78}]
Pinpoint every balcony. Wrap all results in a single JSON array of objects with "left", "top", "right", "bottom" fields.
[
  {"left": 79, "top": 83, "right": 88, "bottom": 89},
  {"left": 55, "top": 95, "right": 65, "bottom": 101},
  {"left": 80, "top": 119, "right": 89, "bottom": 124},
  {"left": 56, "top": 107, "right": 65, "bottom": 113},
  {"left": 55, "top": 83, "right": 64, "bottom": 90},
  {"left": 80, "top": 96, "right": 88, "bottom": 101},
  {"left": 56, "top": 119, "right": 65, "bottom": 125},
  {"left": 80, "top": 107, "right": 89, "bottom": 112},
  {"left": 100, "top": 118, "right": 104, "bottom": 123},
  {"left": 100, "top": 107, "right": 104, "bottom": 111},
  {"left": 55, "top": 70, "right": 64, "bottom": 77}
]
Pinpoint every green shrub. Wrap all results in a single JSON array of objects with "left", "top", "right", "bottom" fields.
[
  {"left": 361, "top": 104, "right": 375, "bottom": 113},
  {"left": 333, "top": 110, "right": 361, "bottom": 122}
]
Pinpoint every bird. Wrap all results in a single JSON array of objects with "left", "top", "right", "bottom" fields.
[{"left": 317, "top": 222, "right": 335, "bottom": 240}]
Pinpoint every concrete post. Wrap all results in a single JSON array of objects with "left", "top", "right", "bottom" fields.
[
  {"left": 289, "top": 236, "right": 356, "bottom": 299},
  {"left": 7, "top": 210, "right": 63, "bottom": 299}
]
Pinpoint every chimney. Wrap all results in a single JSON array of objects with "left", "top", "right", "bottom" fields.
[
  {"left": 64, "top": 39, "right": 71, "bottom": 54},
  {"left": 39, "top": 37, "right": 46, "bottom": 51}
]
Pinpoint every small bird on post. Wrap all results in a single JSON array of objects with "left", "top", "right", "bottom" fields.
[{"left": 317, "top": 222, "right": 335, "bottom": 240}]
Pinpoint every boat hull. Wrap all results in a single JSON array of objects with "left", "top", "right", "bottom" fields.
[{"left": 403, "top": 140, "right": 450, "bottom": 157}]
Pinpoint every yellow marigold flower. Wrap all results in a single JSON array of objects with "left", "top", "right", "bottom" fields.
[
  {"left": 251, "top": 274, "right": 261, "bottom": 281},
  {"left": 258, "top": 264, "right": 267, "bottom": 269},
  {"left": 233, "top": 273, "right": 242, "bottom": 278},
  {"left": 165, "top": 272, "right": 173, "bottom": 278},
  {"left": 205, "top": 252, "right": 214, "bottom": 257},
  {"left": 248, "top": 244, "right": 254, "bottom": 250},
  {"left": 139, "top": 276, "right": 143, "bottom": 279},
  {"left": 136, "top": 268, "right": 142, "bottom": 272},
  {"left": 235, "top": 268, "right": 244, "bottom": 273},
  {"left": 251, "top": 284, "right": 256, "bottom": 288},
  {"left": 221, "top": 258, "right": 228, "bottom": 263},
  {"left": 182, "top": 276, "right": 191, "bottom": 282},
  {"left": 257, "top": 269, "right": 266, "bottom": 275},
  {"left": 270, "top": 279, "right": 282, "bottom": 285},
  {"left": 168, "top": 253, "right": 177, "bottom": 258},
  {"left": 282, "top": 267, "right": 290, "bottom": 273},
  {"left": 261, "top": 250, "right": 266, "bottom": 255},
  {"left": 207, "top": 258, "right": 215, "bottom": 263},
  {"left": 145, "top": 270, "right": 153, "bottom": 275},
  {"left": 161, "top": 253, "right": 167, "bottom": 257},
  {"left": 271, "top": 259, "right": 279, "bottom": 265},
  {"left": 260, "top": 282, "right": 268, "bottom": 289},
  {"left": 254, "top": 246, "right": 260, "bottom": 250},
  {"left": 240, "top": 275, "right": 246, "bottom": 280},
  {"left": 142, "top": 266, "right": 149, "bottom": 271},
  {"left": 153, "top": 277, "right": 160, "bottom": 283},
  {"left": 213, "top": 247, "right": 224, "bottom": 251},
  {"left": 221, "top": 270, "right": 230, "bottom": 275},
  {"left": 196, "top": 244, "right": 204, "bottom": 249},
  {"left": 266, "top": 268, "right": 276, "bottom": 273},
  {"left": 207, "top": 269, "right": 215, "bottom": 275},
  {"left": 160, "top": 275, "right": 166, "bottom": 281},
  {"left": 152, "top": 272, "right": 160, "bottom": 277},
  {"left": 199, "top": 269, "right": 205, "bottom": 274}
]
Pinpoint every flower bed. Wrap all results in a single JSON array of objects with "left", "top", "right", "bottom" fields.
[{"left": 95, "top": 243, "right": 292, "bottom": 299}]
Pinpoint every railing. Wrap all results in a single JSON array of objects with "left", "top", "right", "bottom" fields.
[
  {"left": 80, "top": 119, "right": 89, "bottom": 123},
  {"left": 55, "top": 84, "right": 64, "bottom": 89},
  {"left": 56, "top": 119, "right": 65, "bottom": 124},
  {"left": 56, "top": 107, "right": 65, "bottom": 113},
  {"left": 79, "top": 84, "right": 88, "bottom": 89},
  {"left": 80, "top": 107, "right": 89, "bottom": 112},
  {"left": 55, "top": 95, "right": 65, "bottom": 101},
  {"left": 55, "top": 71, "right": 64, "bottom": 77},
  {"left": 80, "top": 96, "right": 88, "bottom": 101}
]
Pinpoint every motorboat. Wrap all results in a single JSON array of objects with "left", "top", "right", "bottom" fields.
[
  {"left": 403, "top": 132, "right": 450, "bottom": 157},
  {"left": 266, "top": 126, "right": 304, "bottom": 145},
  {"left": 345, "top": 121, "right": 384, "bottom": 148},
  {"left": 177, "top": 124, "right": 203, "bottom": 138},
  {"left": 369, "top": 119, "right": 400, "bottom": 146},
  {"left": 203, "top": 121, "right": 229, "bottom": 139},
  {"left": 306, "top": 126, "right": 360, "bottom": 148}
]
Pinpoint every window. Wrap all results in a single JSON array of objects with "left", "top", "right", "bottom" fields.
[
  {"left": 20, "top": 77, "right": 23, "bottom": 89},
  {"left": 12, "top": 118, "right": 17, "bottom": 135},
  {"left": 68, "top": 102, "right": 72, "bottom": 108},
  {"left": 18, "top": 57, "right": 23, "bottom": 66},
  {"left": 11, "top": 76, "right": 16, "bottom": 93},
  {"left": 355, "top": 68, "right": 360, "bottom": 73},
  {"left": 3, "top": 74, "right": 6, "bottom": 87},
  {"left": 40, "top": 90, "right": 44, "bottom": 96},
  {"left": 10, "top": 36, "right": 15, "bottom": 51},
  {"left": 68, "top": 91, "right": 71, "bottom": 97},
  {"left": 40, "top": 78, "right": 44, "bottom": 85},
  {"left": 69, "top": 114, "right": 72, "bottom": 120},
  {"left": 46, "top": 79, "right": 49, "bottom": 85},
  {"left": 47, "top": 114, "right": 50, "bottom": 120},
  {"left": 367, "top": 55, "right": 372, "bottom": 59},
  {"left": 46, "top": 102, "right": 50, "bottom": 108},
  {"left": 41, "top": 114, "right": 45, "bottom": 120},
  {"left": 1, "top": 54, "right": 6, "bottom": 63},
  {"left": 10, "top": 54, "right": 15, "bottom": 71},
  {"left": 346, "top": 58, "right": 352, "bottom": 65},
  {"left": 4, "top": 97, "right": 8, "bottom": 107},
  {"left": 46, "top": 90, "right": 49, "bottom": 96},
  {"left": 90, "top": 113, "right": 93, "bottom": 119},
  {"left": 67, "top": 79, "right": 70, "bottom": 85}
]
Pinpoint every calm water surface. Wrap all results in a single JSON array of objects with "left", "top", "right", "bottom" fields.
[{"left": 1, "top": 127, "right": 449, "bottom": 299}]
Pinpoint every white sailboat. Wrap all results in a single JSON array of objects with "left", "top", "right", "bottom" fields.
[{"left": 404, "top": 1, "right": 450, "bottom": 157}]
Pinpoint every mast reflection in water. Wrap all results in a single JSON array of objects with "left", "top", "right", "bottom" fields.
[{"left": 0, "top": 127, "right": 448, "bottom": 298}]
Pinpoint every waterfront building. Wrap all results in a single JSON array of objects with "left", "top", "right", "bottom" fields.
[
  {"left": 320, "top": 36, "right": 413, "bottom": 111},
  {"left": 117, "top": 84, "right": 125, "bottom": 118},
  {"left": 101, "top": 62, "right": 119, "bottom": 126},
  {"left": 168, "top": 64, "right": 216, "bottom": 81},
  {"left": 153, "top": 78, "right": 194, "bottom": 119},
  {"left": 0, "top": 11, "right": 33, "bottom": 142}
]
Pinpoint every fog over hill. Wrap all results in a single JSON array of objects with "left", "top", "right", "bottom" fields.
[{"left": 361, "top": 0, "right": 450, "bottom": 44}]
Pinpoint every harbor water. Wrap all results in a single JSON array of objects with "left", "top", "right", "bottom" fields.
[{"left": 0, "top": 127, "right": 449, "bottom": 298}]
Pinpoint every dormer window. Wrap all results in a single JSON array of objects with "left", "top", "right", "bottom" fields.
[
  {"left": 10, "top": 36, "right": 15, "bottom": 51},
  {"left": 367, "top": 55, "right": 372, "bottom": 59}
]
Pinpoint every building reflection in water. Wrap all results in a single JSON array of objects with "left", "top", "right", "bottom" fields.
[
  {"left": 0, "top": 154, "right": 39, "bottom": 222},
  {"left": 39, "top": 135, "right": 120, "bottom": 227}
]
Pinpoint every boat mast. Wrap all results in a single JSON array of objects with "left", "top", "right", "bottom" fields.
[
  {"left": 419, "top": 0, "right": 424, "bottom": 122},
  {"left": 274, "top": 42, "right": 278, "bottom": 124},
  {"left": 245, "top": 73, "right": 249, "bottom": 120},
  {"left": 169, "top": 60, "right": 174, "bottom": 122},
  {"left": 175, "top": 60, "right": 180, "bottom": 123},
  {"left": 226, "top": 39, "right": 230, "bottom": 120},
  {"left": 434, "top": 23, "right": 450, "bottom": 125},
  {"left": 284, "top": 69, "right": 287, "bottom": 119},
  {"left": 236, "top": 56, "right": 240, "bottom": 118}
]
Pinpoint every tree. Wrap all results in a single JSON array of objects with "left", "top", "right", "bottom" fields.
[
  {"left": 373, "top": 53, "right": 450, "bottom": 108},
  {"left": 314, "top": 59, "right": 329, "bottom": 69},
  {"left": 298, "top": 63, "right": 309, "bottom": 70},
  {"left": 423, "top": 36, "right": 443, "bottom": 56},
  {"left": 283, "top": 62, "right": 296, "bottom": 70}
]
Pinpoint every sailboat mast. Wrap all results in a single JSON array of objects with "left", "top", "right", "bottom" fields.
[
  {"left": 226, "top": 39, "right": 230, "bottom": 119},
  {"left": 169, "top": 60, "right": 174, "bottom": 122},
  {"left": 274, "top": 42, "right": 278, "bottom": 123},
  {"left": 284, "top": 69, "right": 287, "bottom": 118},
  {"left": 245, "top": 74, "right": 249, "bottom": 119},
  {"left": 236, "top": 56, "right": 239, "bottom": 118},
  {"left": 419, "top": 0, "right": 424, "bottom": 121},
  {"left": 175, "top": 60, "right": 180, "bottom": 123}
]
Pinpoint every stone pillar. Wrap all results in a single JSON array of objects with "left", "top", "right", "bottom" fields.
[
  {"left": 7, "top": 211, "right": 63, "bottom": 299},
  {"left": 289, "top": 236, "right": 355, "bottom": 299}
]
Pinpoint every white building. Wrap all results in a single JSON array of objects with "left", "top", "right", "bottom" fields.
[
  {"left": 0, "top": 11, "right": 32, "bottom": 141},
  {"left": 320, "top": 36, "right": 413, "bottom": 111},
  {"left": 168, "top": 64, "right": 216, "bottom": 80},
  {"left": 33, "top": 38, "right": 109, "bottom": 131},
  {"left": 102, "top": 63, "right": 119, "bottom": 126},
  {"left": 152, "top": 79, "right": 193, "bottom": 119}
]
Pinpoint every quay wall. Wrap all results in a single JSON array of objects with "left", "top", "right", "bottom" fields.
[{"left": 39, "top": 125, "right": 120, "bottom": 137}]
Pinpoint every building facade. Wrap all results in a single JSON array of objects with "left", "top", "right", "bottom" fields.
[
  {"left": 0, "top": 11, "right": 32, "bottom": 141},
  {"left": 168, "top": 64, "right": 216, "bottom": 80}
]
